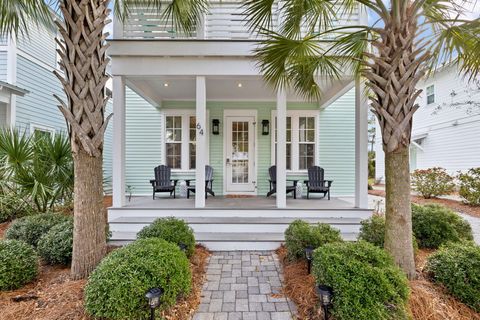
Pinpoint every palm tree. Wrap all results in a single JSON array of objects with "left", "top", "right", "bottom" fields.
[
  {"left": 0, "top": 0, "right": 207, "bottom": 279},
  {"left": 246, "top": 0, "right": 480, "bottom": 278}
]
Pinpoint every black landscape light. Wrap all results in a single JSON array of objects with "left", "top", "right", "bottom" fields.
[
  {"left": 316, "top": 284, "right": 333, "bottom": 320},
  {"left": 145, "top": 287, "right": 163, "bottom": 320},
  {"left": 178, "top": 242, "right": 187, "bottom": 253},
  {"left": 304, "top": 245, "right": 314, "bottom": 273}
]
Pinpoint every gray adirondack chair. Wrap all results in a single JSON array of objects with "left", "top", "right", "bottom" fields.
[
  {"left": 186, "top": 165, "right": 215, "bottom": 199},
  {"left": 266, "top": 165, "right": 298, "bottom": 199},
  {"left": 304, "top": 166, "right": 333, "bottom": 200},
  {"left": 149, "top": 165, "right": 178, "bottom": 199}
]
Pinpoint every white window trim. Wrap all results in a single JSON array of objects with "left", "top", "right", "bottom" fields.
[
  {"left": 30, "top": 123, "right": 56, "bottom": 137},
  {"left": 426, "top": 84, "right": 435, "bottom": 105},
  {"left": 271, "top": 110, "right": 319, "bottom": 173},
  {"left": 163, "top": 109, "right": 209, "bottom": 172}
]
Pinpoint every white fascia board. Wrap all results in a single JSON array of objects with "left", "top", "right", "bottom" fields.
[
  {"left": 111, "top": 57, "right": 259, "bottom": 76},
  {"left": 107, "top": 40, "right": 258, "bottom": 57}
]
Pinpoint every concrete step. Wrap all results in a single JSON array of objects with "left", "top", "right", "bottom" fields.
[
  {"left": 109, "top": 216, "right": 363, "bottom": 225},
  {"left": 109, "top": 230, "right": 358, "bottom": 249}
]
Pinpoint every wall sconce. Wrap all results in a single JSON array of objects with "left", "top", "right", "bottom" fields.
[
  {"left": 212, "top": 119, "right": 220, "bottom": 135},
  {"left": 262, "top": 120, "right": 270, "bottom": 135}
]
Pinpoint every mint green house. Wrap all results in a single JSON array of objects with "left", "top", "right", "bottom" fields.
[{"left": 107, "top": 1, "right": 371, "bottom": 250}]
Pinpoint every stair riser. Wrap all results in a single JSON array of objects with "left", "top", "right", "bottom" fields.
[
  {"left": 109, "top": 209, "right": 372, "bottom": 220},
  {"left": 109, "top": 223, "right": 361, "bottom": 234}
]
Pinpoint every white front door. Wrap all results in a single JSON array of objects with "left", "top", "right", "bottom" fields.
[{"left": 225, "top": 115, "right": 256, "bottom": 193}]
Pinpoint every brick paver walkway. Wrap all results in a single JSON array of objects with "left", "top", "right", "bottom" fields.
[{"left": 193, "top": 251, "right": 296, "bottom": 320}]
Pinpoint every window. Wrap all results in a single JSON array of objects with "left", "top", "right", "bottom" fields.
[
  {"left": 272, "top": 111, "right": 317, "bottom": 171},
  {"left": 30, "top": 124, "right": 55, "bottom": 139},
  {"left": 165, "top": 116, "right": 182, "bottom": 169},
  {"left": 426, "top": 85, "right": 435, "bottom": 104},
  {"left": 165, "top": 111, "right": 202, "bottom": 171},
  {"left": 298, "top": 117, "right": 315, "bottom": 170}
]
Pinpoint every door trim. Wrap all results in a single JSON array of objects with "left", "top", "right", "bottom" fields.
[{"left": 223, "top": 109, "right": 258, "bottom": 195}]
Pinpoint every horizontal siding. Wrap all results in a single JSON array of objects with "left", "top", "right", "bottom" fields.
[
  {"left": 0, "top": 102, "right": 7, "bottom": 127},
  {"left": 16, "top": 56, "right": 66, "bottom": 131},
  {"left": 15, "top": 55, "right": 66, "bottom": 133},
  {"left": 125, "top": 88, "right": 164, "bottom": 195},
  {"left": 319, "top": 88, "right": 356, "bottom": 196},
  {"left": 0, "top": 51, "right": 7, "bottom": 81},
  {"left": 127, "top": 96, "right": 356, "bottom": 197},
  {"left": 103, "top": 100, "right": 114, "bottom": 194},
  {"left": 17, "top": 20, "right": 57, "bottom": 68}
]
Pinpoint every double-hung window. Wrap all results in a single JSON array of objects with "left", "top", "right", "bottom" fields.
[
  {"left": 165, "top": 111, "right": 202, "bottom": 171},
  {"left": 273, "top": 111, "right": 317, "bottom": 171},
  {"left": 426, "top": 84, "right": 435, "bottom": 105}
]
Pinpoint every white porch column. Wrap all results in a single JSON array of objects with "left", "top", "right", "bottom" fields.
[
  {"left": 195, "top": 76, "right": 207, "bottom": 208},
  {"left": 112, "top": 76, "right": 126, "bottom": 207},
  {"left": 276, "top": 89, "right": 287, "bottom": 208},
  {"left": 355, "top": 79, "right": 369, "bottom": 208}
]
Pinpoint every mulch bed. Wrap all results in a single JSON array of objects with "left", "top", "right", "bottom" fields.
[
  {"left": 0, "top": 238, "right": 210, "bottom": 320},
  {"left": 369, "top": 189, "right": 480, "bottom": 218},
  {"left": 277, "top": 245, "right": 480, "bottom": 320}
]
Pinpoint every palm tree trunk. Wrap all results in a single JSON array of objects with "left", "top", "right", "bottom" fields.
[
  {"left": 53, "top": 0, "right": 112, "bottom": 279},
  {"left": 71, "top": 149, "right": 106, "bottom": 279},
  {"left": 384, "top": 147, "right": 416, "bottom": 279}
]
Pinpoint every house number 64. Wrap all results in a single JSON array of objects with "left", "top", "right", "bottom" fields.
[{"left": 196, "top": 123, "right": 204, "bottom": 135}]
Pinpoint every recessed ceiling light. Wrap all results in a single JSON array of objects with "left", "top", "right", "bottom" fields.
[
  {"left": 238, "top": 83, "right": 243, "bottom": 88},
  {"left": 164, "top": 83, "right": 169, "bottom": 87}
]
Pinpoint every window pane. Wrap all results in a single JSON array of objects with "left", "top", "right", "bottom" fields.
[
  {"left": 299, "top": 144, "right": 314, "bottom": 170},
  {"left": 166, "top": 116, "right": 182, "bottom": 142},
  {"left": 166, "top": 143, "right": 181, "bottom": 169},
  {"left": 189, "top": 116, "right": 196, "bottom": 142},
  {"left": 189, "top": 143, "right": 196, "bottom": 169},
  {"left": 299, "top": 117, "right": 315, "bottom": 143}
]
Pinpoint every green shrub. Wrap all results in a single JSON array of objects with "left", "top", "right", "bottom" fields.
[
  {"left": 85, "top": 238, "right": 191, "bottom": 319},
  {"left": 312, "top": 241, "right": 410, "bottom": 320},
  {"left": 358, "top": 214, "right": 386, "bottom": 247},
  {"left": 137, "top": 217, "right": 195, "bottom": 257},
  {"left": 0, "top": 239, "right": 38, "bottom": 290},
  {"left": 411, "top": 167, "right": 455, "bottom": 199},
  {"left": 358, "top": 214, "right": 418, "bottom": 252},
  {"left": 37, "top": 220, "right": 73, "bottom": 265},
  {"left": 5, "top": 213, "right": 72, "bottom": 248},
  {"left": 0, "top": 191, "right": 33, "bottom": 223},
  {"left": 284, "top": 219, "right": 343, "bottom": 261},
  {"left": 412, "top": 204, "right": 473, "bottom": 248},
  {"left": 458, "top": 168, "right": 480, "bottom": 206},
  {"left": 425, "top": 242, "right": 480, "bottom": 312}
]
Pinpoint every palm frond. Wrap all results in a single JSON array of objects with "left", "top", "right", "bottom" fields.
[
  {"left": 0, "top": 0, "right": 53, "bottom": 37},
  {"left": 117, "top": 0, "right": 208, "bottom": 35}
]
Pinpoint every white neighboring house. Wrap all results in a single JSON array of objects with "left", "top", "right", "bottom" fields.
[
  {"left": 0, "top": 17, "right": 113, "bottom": 192},
  {"left": 375, "top": 64, "right": 480, "bottom": 182}
]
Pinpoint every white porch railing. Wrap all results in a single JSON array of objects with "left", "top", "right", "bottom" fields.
[{"left": 120, "top": 1, "right": 360, "bottom": 40}]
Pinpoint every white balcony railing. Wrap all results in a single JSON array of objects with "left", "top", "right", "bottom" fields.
[{"left": 119, "top": 1, "right": 360, "bottom": 40}]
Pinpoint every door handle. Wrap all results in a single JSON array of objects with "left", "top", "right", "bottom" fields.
[{"left": 226, "top": 158, "right": 231, "bottom": 165}]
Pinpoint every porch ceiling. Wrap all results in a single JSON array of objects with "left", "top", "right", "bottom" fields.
[{"left": 126, "top": 75, "right": 353, "bottom": 106}]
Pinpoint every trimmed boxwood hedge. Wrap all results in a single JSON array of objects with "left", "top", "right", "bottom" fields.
[
  {"left": 284, "top": 219, "right": 343, "bottom": 261},
  {"left": 412, "top": 204, "right": 473, "bottom": 248},
  {"left": 137, "top": 217, "right": 195, "bottom": 257},
  {"left": 358, "top": 214, "right": 418, "bottom": 252},
  {"left": 0, "top": 239, "right": 38, "bottom": 290},
  {"left": 426, "top": 242, "right": 480, "bottom": 312},
  {"left": 37, "top": 220, "right": 73, "bottom": 265},
  {"left": 5, "top": 213, "right": 72, "bottom": 248},
  {"left": 312, "top": 241, "right": 410, "bottom": 320},
  {"left": 84, "top": 238, "right": 191, "bottom": 319}
]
